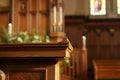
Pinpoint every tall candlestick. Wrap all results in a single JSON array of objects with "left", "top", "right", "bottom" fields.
[
  {"left": 82, "top": 36, "right": 86, "bottom": 49},
  {"left": 8, "top": 23, "right": 12, "bottom": 36},
  {"left": 53, "top": 6, "right": 57, "bottom": 24}
]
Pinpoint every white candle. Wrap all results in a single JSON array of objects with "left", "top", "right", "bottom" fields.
[
  {"left": 82, "top": 36, "right": 86, "bottom": 49},
  {"left": 59, "top": 6, "right": 62, "bottom": 24},
  {"left": 53, "top": 6, "right": 57, "bottom": 24},
  {"left": 8, "top": 23, "right": 12, "bottom": 36}
]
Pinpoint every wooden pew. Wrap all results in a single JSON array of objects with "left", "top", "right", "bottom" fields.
[
  {"left": 93, "top": 60, "right": 120, "bottom": 80},
  {"left": 61, "top": 48, "right": 87, "bottom": 80}
]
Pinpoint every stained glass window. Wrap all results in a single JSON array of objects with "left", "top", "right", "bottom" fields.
[
  {"left": 117, "top": 0, "right": 120, "bottom": 14},
  {"left": 90, "top": 0, "right": 106, "bottom": 15}
]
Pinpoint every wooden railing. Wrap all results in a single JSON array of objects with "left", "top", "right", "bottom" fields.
[{"left": 61, "top": 48, "right": 87, "bottom": 80}]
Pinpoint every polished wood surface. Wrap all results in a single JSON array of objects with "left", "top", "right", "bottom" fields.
[
  {"left": 0, "top": 40, "right": 68, "bottom": 80},
  {"left": 93, "top": 60, "right": 120, "bottom": 80},
  {"left": 0, "top": 42, "right": 68, "bottom": 57}
]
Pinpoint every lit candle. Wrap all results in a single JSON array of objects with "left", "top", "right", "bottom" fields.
[
  {"left": 53, "top": 6, "right": 57, "bottom": 25},
  {"left": 8, "top": 23, "right": 12, "bottom": 36},
  {"left": 82, "top": 36, "right": 86, "bottom": 49}
]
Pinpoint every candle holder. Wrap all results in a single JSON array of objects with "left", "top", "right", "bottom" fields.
[
  {"left": 50, "top": 0, "right": 65, "bottom": 42},
  {"left": 51, "top": 0, "right": 64, "bottom": 32},
  {"left": 57, "top": 22, "right": 63, "bottom": 32},
  {"left": 52, "top": 23, "right": 57, "bottom": 32}
]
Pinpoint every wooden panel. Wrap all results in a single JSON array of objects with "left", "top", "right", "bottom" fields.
[
  {"left": 9, "top": 71, "right": 46, "bottom": 80},
  {"left": 84, "top": 19, "right": 120, "bottom": 69},
  {"left": 0, "top": 0, "right": 10, "bottom": 37},
  {"left": 1, "top": 64, "right": 46, "bottom": 80},
  {"left": 0, "top": 13, "right": 9, "bottom": 37},
  {"left": 0, "top": 41, "right": 68, "bottom": 80},
  {"left": 65, "top": 16, "right": 84, "bottom": 48},
  {"left": 65, "top": 16, "right": 120, "bottom": 70},
  {"left": 12, "top": 0, "right": 49, "bottom": 34}
]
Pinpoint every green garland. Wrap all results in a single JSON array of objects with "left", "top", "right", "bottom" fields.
[
  {"left": 0, "top": 26, "right": 50, "bottom": 43},
  {"left": 60, "top": 57, "right": 72, "bottom": 73}
]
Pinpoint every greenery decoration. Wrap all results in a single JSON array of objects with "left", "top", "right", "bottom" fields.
[
  {"left": 60, "top": 57, "right": 72, "bottom": 73},
  {"left": 61, "top": 57, "right": 72, "bottom": 68},
  {"left": 0, "top": 25, "right": 51, "bottom": 43}
]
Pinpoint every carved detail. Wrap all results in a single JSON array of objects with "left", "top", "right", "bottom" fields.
[
  {"left": 83, "top": 28, "right": 89, "bottom": 35},
  {"left": 95, "top": 28, "right": 102, "bottom": 36},
  {"left": 84, "top": 27, "right": 116, "bottom": 36},
  {"left": 108, "top": 28, "right": 116, "bottom": 36}
]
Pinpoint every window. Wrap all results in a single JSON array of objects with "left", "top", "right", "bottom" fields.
[
  {"left": 117, "top": 0, "right": 120, "bottom": 14},
  {"left": 89, "top": 0, "right": 120, "bottom": 18},
  {"left": 90, "top": 0, "right": 106, "bottom": 15}
]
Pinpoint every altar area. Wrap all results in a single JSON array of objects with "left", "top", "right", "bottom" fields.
[{"left": 0, "top": 0, "right": 72, "bottom": 80}]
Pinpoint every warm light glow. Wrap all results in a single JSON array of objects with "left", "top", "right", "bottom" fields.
[
  {"left": 8, "top": 23, "right": 12, "bottom": 36},
  {"left": 82, "top": 36, "right": 86, "bottom": 49}
]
